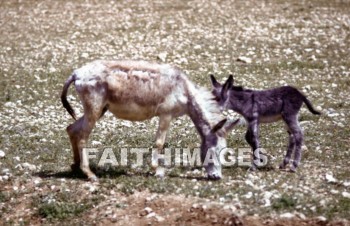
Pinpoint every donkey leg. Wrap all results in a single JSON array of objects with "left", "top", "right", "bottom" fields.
[
  {"left": 153, "top": 114, "right": 172, "bottom": 177},
  {"left": 68, "top": 114, "right": 98, "bottom": 180},
  {"left": 279, "top": 130, "right": 295, "bottom": 169},
  {"left": 291, "top": 121, "right": 303, "bottom": 172},
  {"left": 283, "top": 115, "right": 303, "bottom": 172},
  {"left": 248, "top": 119, "right": 260, "bottom": 171},
  {"left": 67, "top": 117, "right": 84, "bottom": 172}
]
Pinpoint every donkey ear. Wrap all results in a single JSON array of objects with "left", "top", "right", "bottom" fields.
[
  {"left": 222, "top": 119, "right": 240, "bottom": 135},
  {"left": 210, "top": 74, "right": 220, "bottom": 88},
  {"left": 211, "top": 119, "right": 227, "bottom": 133},
  {"left": 221, "top": 75, "right": 233, "bottom": 98}
]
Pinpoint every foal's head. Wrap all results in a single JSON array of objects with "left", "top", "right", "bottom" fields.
[{"left": 210, "top": 74, "right": 237, "bottom": 108}]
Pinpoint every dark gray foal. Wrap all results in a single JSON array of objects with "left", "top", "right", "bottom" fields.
[{"left": 210, "top": 75, "right": 321, "bottom": 172}]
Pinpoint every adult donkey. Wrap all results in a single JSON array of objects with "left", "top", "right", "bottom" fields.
[{"left": 61, "top": 60, "right": 238, "bottom": 181}]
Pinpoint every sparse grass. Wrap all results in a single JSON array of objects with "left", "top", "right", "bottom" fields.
[
  {"left": 0, "top": 0, "right": 349, "bottom": 224},
  {"left": 38, "top": 202, "right": 89, "bottom": 220},
  {"left": 272, "top": 195, "right": 297, "bottom": 211}
]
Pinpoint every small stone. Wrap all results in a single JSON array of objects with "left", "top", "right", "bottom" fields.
[
  {"left": 280, "top": 212, "right": 295, "bottom": 218},
  {"left": 194, "top": 45, "right": 201, "bottom": 50},
  {"left": 146, "top": 212, "right": 156, "bottom": 218},
  {"left": 325, "top": 173, "right": 337, "bottom": 183},
  {"left": 343, "top": 181, "right": 350, "bottom": 187},
  {"left": 22, "top": 162, "right": 37, "bottom": 171},
  {"left": 81, "top": 52, "right": 89, "bottom": 58},
  {"left": 342, "top": 191, "right": 350, "bottom": 198},
  {"left": 244, "top": 192, "right": 253, "bottom": 199},
  {"left": 0, "top": 150, "right": 5, "bottom": 158},
  {"left": 316, "top": 216, "right": 327, "bottom": 222},
  {"left": 13, "top": 156, "right": 20, "bottom": 161},
  {"left": 157, "top": 52, "right": 167, "bottom": 62},
  {"left": 237, "top": 56, "right": 252, "bottom": 64},
  {"left": 155, "top": 215, "right": 165, "bottom": 222},
  {"left": 33, "top": 178, "right": 42, "bottom": 185}
]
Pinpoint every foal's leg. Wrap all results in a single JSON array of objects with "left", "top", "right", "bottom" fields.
[
  {"left": 279, "top": 129, "right": 295, "bottom": 170},
  {"left": 283, "top": 114, "right": 303, "bottom": 172},
  {"left": 247, "top": 119, "right": 260, "bottom": 171},
  {"left": 153, "top": 114, "right": 172, "bottom": 177}
]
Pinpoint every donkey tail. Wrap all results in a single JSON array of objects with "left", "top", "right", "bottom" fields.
[
  {"left": 61, "top": 74, "right": 77, "bottom": 120},
  {"left": 302, "top": 95, "right": 321, "bottom": 115}
]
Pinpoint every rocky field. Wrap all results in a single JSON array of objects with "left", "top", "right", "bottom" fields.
[{"left": 0, "top": 0, "right": 349, "bottom": 225}]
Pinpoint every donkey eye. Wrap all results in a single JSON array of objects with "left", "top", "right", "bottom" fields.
[{"left": 214, "top": 96, "right": 221, "bottom": 102}]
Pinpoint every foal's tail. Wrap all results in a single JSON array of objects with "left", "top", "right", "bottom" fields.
[
  {"left": 61, "top": 74, "right": 77, "bottom": 120},
  {"left": 302, "top": 95, "right": 321, "bottom": 115}
]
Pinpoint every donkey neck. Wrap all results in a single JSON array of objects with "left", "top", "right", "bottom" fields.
[
  {"left": 186, "top": 82, "right": 222, "bottom": 139},
  {"left": 229, "top": 89, "right": 254, "bottom": 113}
]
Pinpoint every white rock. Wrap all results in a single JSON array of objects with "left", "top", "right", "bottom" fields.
[
  {"left": 91, "top": 140, "right": 102, "bottom": 146},
  {"left": 146, "top": 212, "right": 156, "bottom": 218},
  {"left": 343, "top": 181, "right": 350, "bottom": 187},
  {"left": 316, "top": 216, "right": 327, "bottom": 222},
  {"left": 194, "top": 45, "right": 201, "bottom": 50},
  {"left": 237, "top": 56, "right": 252, "bottom": 64},
  {"left": 0, "top": 150, "right": 5, "bottom": 158},
  {"left": 81, "top": 52, "right": 89, "bottom": 58},
  {"left": 13, "top": 156, "right": 20, "bottom": 161},
  {"left": 331, "top": 189, "right": 339, "bottom": 194},
  {"left": 49, "top": 67, "right": 57, "bottom": 73},
  {"left": 33, "top": 178, "right": 42, "bottom": 185},
  {"left": 2, "top": 168, "right": 10, "bottom": 174},
  {"left": 342, "top": 191, "right": 350, "bottom": 198},
  {"left": 22, "top": 162, "right": 37, "bottom": 171},
  {"left": 280, "top": 212, "right": 295, "bottom": 218},
  {"left": 158, "top": 52, "right": 167, "bottom": 62},
  {"left": 155, "top": 215, "right": 165, "bottom": 222},
  {"left": 144, "top": 207, "right": 153, "bottom": 214},
  {"left": 284, "top": 48, "right": 293, "bottom": 55},
  {"left": 244, "top": 192, "right": 253, "bottom": 199},
  {"left": 325, "top": 173, "right": 337, "bottom": 183},
  {"left": 155, "top": 167, "right": 165, "bottom": 178}
]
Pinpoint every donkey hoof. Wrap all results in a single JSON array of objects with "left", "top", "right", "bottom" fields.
[
  {"left": 88, "top": 175, "right": 98, "bottom": 182},
  {"left": 279, "top": 164, "right": 287, "bottom": 170},
  {"left": 155, "top": 167, "right": 165, "bottom": 178},
  {"left": 249, "top": 165, "right": 257, "bottom": 172},
  {"left": 208, "top": 173, "right": 222, "bottom": 181},
  {"left": 290, "top": 166, "right": 297, "bottom": 173}
]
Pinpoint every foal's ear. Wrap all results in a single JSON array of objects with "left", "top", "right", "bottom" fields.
[
  {"left": 210, "top": 74, "right": 221, "bottom": 88},
  {"left": 211, "top": 119, "right": 227, "bottom": 133},
  {"left": 221, "top": 75, "right": 233, "bottom": 96}
]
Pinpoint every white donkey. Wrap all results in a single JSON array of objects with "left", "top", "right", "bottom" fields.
[{"left": 61, "top": 60, "right": 238, "bottom": 181}]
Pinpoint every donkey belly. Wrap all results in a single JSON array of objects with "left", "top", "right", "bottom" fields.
[
  {"left": 108, "top": 102, "right": 158, "bottom": 121},
  {"left": 259, "top": 114, "right": 282, "bottom": 123}
]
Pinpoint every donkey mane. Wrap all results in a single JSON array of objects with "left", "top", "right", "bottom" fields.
[{"left": 186, "top": 82, "right": 223, "bottom": 128}]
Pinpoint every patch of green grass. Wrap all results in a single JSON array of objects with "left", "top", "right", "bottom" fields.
[
  {"left": 0, "top": 191, "right": 8, "bottom": 203},
  {"left": 38, "top": 202, "right": 89, "bottom": 220},
  {"left": 272, "top": 195, "right": 297, "bottom": 210},
  {"left": 324, "top": 197, "right": 350, "bottom": 219}
]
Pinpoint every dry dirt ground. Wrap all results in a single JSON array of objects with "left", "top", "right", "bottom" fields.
[{"left": 0, "top": 0, "right": 350, "bottom": 225}]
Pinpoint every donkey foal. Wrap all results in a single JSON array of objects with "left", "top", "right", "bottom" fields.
[{"left": 210, "top": 75, "right": 321, "bottom": 172}]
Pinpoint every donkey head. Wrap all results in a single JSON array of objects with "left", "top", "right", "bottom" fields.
[
  {"left": 202, "top": 118, "right": 239, "bottom": 180},
  {"left": 210, "top": 74, "right": 234, "bottom": 109}
]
